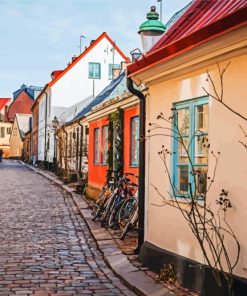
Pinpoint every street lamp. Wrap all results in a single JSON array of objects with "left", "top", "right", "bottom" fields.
[
  {"left": 52, "top": 116, "right": 59, "bottom": 172},
  {"left": 138, "top": 6, "right": 166, "bottom": 53}
]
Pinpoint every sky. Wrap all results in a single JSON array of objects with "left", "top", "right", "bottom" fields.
[{"left": 0, "top": 0, "right": 190, "bottom": 97}]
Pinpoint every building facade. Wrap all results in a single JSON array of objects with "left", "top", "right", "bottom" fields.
[
  {"left": 9, "top": 114, "right": 31, "bottom": 158},
  {"left": 37, "top": 32, "right": 129, "bottom": 167},
  {"left": 128, "top": 1, "right": 247, "bottom": 294}
]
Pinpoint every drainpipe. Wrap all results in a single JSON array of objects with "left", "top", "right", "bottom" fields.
[
  {"left": 78, "top": 119, "right": 84, "bottom": 176},
  {"left": 127, "top": 77, "right": 146, "bottom": 253},
  {"left": 62, "top": 126, "right": 68, "bottom": 179},
  {"left": 44, "top": 91, "right": 49, "bottom": 168}
]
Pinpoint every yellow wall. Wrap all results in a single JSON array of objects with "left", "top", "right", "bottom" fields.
[
  {"left": 0, "top": 122, "right": 13, "bottom": 158},
  {"left": 145, "top": 54, "right": 247, "bottom": 278},
  {"left": 9, "top": 119, "right": 23, "bottom": 158}
]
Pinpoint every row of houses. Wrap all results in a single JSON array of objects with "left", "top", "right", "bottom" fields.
[
  {"left": 1, "top": 1, "right": 247, "bottom": 294},
  {"left": 0, "top": 85, "right": 42, "bottom": 158}
]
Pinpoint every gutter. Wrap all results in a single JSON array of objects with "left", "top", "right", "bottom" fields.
[{"left": 126, "top": 77, "right": 146, "bottom": 253}]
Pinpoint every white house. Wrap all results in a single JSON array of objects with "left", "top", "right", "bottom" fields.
[
  {"left": 37, "top": 32, "right": 129, "bottom": 166},
  {"left": 48, "top": 32, "right": 129, "bottom": 108}
]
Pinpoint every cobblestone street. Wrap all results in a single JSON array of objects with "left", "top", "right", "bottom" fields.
[{"left": 0, "top": 160, "right": 136, "bottom": 296}]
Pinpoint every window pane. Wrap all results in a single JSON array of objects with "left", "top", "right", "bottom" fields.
[
  {"left": 94, "top": 128, "right": 100, "bottom": 163},
  {"left": 177, "top": 108, "right": 189, "bottom": 135},
  {"left": 195, "top": 135, "right": 208, "bottom": 164},
  {"left": 131, "top": 117, "right": 139, "bottom": 166},
  {"left": 89, "top": 63, "right": 100, "bottom": 79},
  {"left": 102, "top": 126, "right": 108, "bottom": 164},
  {"left": 178, "top": 165, "right": 188, "bottom": 194},
  {"left": 194, "top": 166, "right": 208, "bottom": 197},
  {"left": 196, "top": 104, "right": 208, "bottom": 133},
  {"left": 178, "top": 137, "right": 189, "bottom": 164}
]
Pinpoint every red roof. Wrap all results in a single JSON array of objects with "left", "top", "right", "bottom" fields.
[
  {"left": 49, "top": 32, "right": 130, "bottom": 88},
  {"left": 0, "top": 98, "right": 11, "bottom": 111},
  {"left": 128, "top": 0, "right": 247, "bottom": 76}
]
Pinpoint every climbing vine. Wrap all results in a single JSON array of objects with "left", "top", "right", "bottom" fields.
[{"left": 108, "top": 108, "right": 124, "bottom": 178}]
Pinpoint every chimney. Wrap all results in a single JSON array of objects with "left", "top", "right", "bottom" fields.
[
  {"left": 112, "top": 68, "right": 121, "bottom": 79},
  {"left": 72, "top": 55, "right": 77, "bottom": 62},
  {"left": 121, "top": 61, "right": 128, "bottom": 71}
]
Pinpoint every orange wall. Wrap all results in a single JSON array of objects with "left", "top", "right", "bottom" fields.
[
  {"left": 88, "top": 105, "right": 140, "bottom": 190},
  {"left": 88, "top": 117, "right": 109, "bottom": 190},
  {"left": 123, "top": 106, "right": 139, "bottom": 184}
]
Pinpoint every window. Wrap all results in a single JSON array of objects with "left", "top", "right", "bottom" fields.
[
  {"left": 130, "top": 116, "right": 139, "bottom": 166},
  {"left": 108, "top": 64, "right": 121, "bottom": 80},
  {"left": 88, "top": 62, "right": 101, "bottom": 79},
  {"left": 7, "top": 127, "right": 11, "bottom": 134},
  {"left": 94, "top": 128, "right": 100, "bottom": 163},
  {"left": 173, "top": 97, "right": 209, "bottom": 197},
  {"left": 102, "top": 126, "right": 109, "bottom": 164},
  {"left": 0, "top": 127, "right": 5, "bottom": 138}
]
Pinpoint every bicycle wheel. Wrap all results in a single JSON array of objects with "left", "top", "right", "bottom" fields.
[
  {"left": 118, "top": 197, "right": 137, "bottom": 230},
  {"left": 91, "top": 190, "right": 110, "bottom": 221},
  {"left": 108, "top": 196, "right": 123, "bottom": 228},
  {"left": 120, "top": 203, "right": 138, "bottom": 240},
  {"left": 99, "top": 193, "right": 115, "bottom": 224}
]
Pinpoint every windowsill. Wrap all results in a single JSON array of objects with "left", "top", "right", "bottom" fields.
[
  {"left": 130, "top": 164, "right": 138, "bottom": 168},
  {"left": 168, "top": 195, "right": 205, "bottom": 206},
  {"left": 101, "top": 163, "right": 108, "bottom": 166}
]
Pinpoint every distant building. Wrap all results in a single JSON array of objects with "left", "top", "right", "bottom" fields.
[
  {"left": 9, "top": 114, "right": 31, "bottom": 158},
  {"left": 0, "top": 121, "right": 12, "bottom": 158},
  {"left": 0, "top": 98, "right": 11, "bottom": 121},
  {"left": 5, "top": 84, "right": 42, "bottom": 122}
]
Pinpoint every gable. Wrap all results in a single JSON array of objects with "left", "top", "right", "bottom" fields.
[
  {"left": 7, "top": 91, "right": 33, "bottom": 121},
  {"left": 48, "top": 32, "right": 129, "bottom": 88}
]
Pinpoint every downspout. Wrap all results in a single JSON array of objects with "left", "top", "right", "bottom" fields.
[
  {"left": 127, "top": 77, "right": 146, "bottom": 253},
  {"left": 62, "top": 126, "right": 68, "bottom": 180},
  {"left": 78, "top": 119, "right": 84, "bottom": 176},
  {"left": 44, "top": 91, "right": 48, "bottom": 167}
]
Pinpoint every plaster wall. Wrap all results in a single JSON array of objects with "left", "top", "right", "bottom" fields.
[
  {"left": 145, "top": 54, "right": 247, "bottom": 278},
  {"left": 51, "top": 37, "right": 126, "bottom": 108},
  {"left": 9, "top": 119, "right": 23, "bottom": 158}
]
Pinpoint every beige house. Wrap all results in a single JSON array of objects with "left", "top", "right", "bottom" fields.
[
  {"left": 128, "top": 1, "right": 247, "bottom": 295},
  {"left": 10, "top": 114, "right": 31, "bottom": 158},
  {"left": 0, "top": 122, "right": 13, "bottom": 158}
]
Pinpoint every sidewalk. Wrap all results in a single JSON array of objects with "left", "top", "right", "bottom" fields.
[{"left": 21, "top": 162, "right": 196, "bottom": 296}]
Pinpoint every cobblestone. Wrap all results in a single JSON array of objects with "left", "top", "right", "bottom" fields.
[{"left": 0, "top": 160, "right": 136, "bottom": 295}]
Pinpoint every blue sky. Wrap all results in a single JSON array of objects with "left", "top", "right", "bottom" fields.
[{"left": 0, "top": 0, "right": 190, "bottom": 97}]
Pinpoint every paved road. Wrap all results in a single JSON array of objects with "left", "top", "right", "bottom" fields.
[{"left": 0, "top": 160, "right": 135, "bottom": 296}]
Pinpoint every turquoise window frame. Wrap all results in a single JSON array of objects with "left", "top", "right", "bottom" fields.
[
  {"left": 130, "top": 116, "right": 140, "bottom": 167},
  {"left": 88, "top": 62, "right": 101, "bottom": 79},
  {"left": 172, "top": 96, "right": 209, "bottom": 198},
  {"left": 102, "top": 125, "right": 109, "bottom": 165},
  {"left": 94, "top": 128, "right": 100, "bottom": 164},
  {"left": 108, "top": 64, "right": 121, "bottom": 80}
]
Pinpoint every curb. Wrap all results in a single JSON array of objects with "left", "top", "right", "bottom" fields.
[{"left": 21, "top": 162, "right": 171, "bottom": 296}]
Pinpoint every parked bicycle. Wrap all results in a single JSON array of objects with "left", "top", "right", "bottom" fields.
[{"left": 91, "top": 169, "right": 139, "bottom": 239}]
